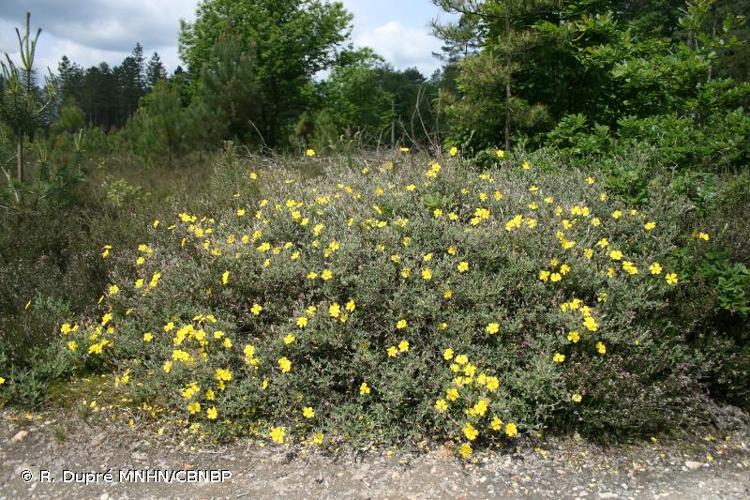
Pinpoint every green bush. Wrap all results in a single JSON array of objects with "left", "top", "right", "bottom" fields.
[{"left": 30, "top": 151, "right": 743, "bottom": 455}]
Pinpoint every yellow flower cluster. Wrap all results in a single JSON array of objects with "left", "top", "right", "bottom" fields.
[
  {"left": 56, "top": 153, "right": 703, "bottom": 454},
  {"left": 436, "top": 349, "right": 514, "bottom": 457}
]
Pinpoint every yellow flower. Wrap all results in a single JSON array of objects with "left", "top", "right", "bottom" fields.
[
  {"left": 387, "top": 346, "right": 398, "bottom": 357},
  {"left": 215, "top": 368, "right": 233, "bottom": 383},
  {"left": 359, "top": 382, "right": 371, "bottom": 395},
  {"left": 596, "top": 341, "right": 607, "bottom": 355},
  {"left": 396, "top": 319, "right": 407, "bottom": 330},
  {"left": 463, "top": 422, "right": 479, "bottom": 441},
  {"left": 302, "top": 407, "right": 315, "bottom": 418},
  {"left": 459, "top": 442, "right": 473, "bottom": 458},
  {"left": 329, "top": 303, "right": 341, "bottom": 318},
  {"left": 649, "top": 262, "right": 663, "bottom": 275},
  {"left": 107, "top": 284, "right": 119, "bottom": 296},
  {"left": 583, "top": 316, "right": 599, "bottom": 332},
  {"left": 571, "top": 394, "right": 583, "bottom": 403},
  {"left": 505, "top": 422, "right": 518, "bottom": 438},
  {"left": 457, "top": 261, "right": 469, "bottom": 273},
  {"left": 665, "top": 273, "right": 679, "bottom": 285},
  {"left": 421, "top": 267, "right": 433, "bottom": 280},
  {"left": 449, "top": 146, "right": 459, "bottom": 156},
  {"left": 270, "top": 426, "right": 286, "bottom": 443},
  {"left": 435, "top": 399, "right": 448, "bottom": 412},
  {"left": 143, "top": 332, "right": 153, "bottom": 342},
  {"left": 345, "top": 299, "right": 356, "bottom": 312},
  {"left": 278, "top": 357, "right": 292, "bottom": 373},
  {"left": 622, "top": 261, "right": 639, "bottom": 275},
  {"left": 496, "top": 149, "right": 505, "bottom": 158},
  {"left": 611, "top": 210, "right": 622, "bottom": 219},
  {"left": 609, "top": 250, "right": 623, "bottom": 261},
  {"left": 397, "top": 340, "right": 409, "bottom": 352},
  {"left": 486, "top": 323, "right": 500, "bottom": 335},
  {"left": 644, "top": 221, "right": 656, "bottom": 231},
  {"left": 446, "top": 387, "right": 459, "bottom": 401},
  {"left": 567, "top": 331, "right": 580, "bottom": 343},
  {"left": 283, "top": 334, "right": 296, "bottom": 345},
  {"left": 250, "top": 303, "right": 263, "bottom": 316},
  {"left": 187, "top": 402, "right": 201, "bottom": 414},
  {"left": 0, "top": 376, "right": 5, "bottom": 385},
  {"left": 305, "top": 148, "right": 316, "bottom": 157},
  {"left": 222, "top": 271, "right": 230, "bottom": 286},
  {"left": 455, "top": 354, "right": 468, "bottom": 365},
  {"left": 443, "top": 348, "right": 454, "bottom": 360},
  {"left": 550, "top": 273, "right": 562, "bottom": 282},
  {"left": 469, "top": 398, "right": 489, "bottom": 417},
  {"left": 148, "top": 272, "right": 161, "bottom": 288},
  {"left": 553, "top": 352, "right": 566, "bottom": 363},
  {"left": 491, "top": 416, "right": 503, "bottom": 431},
  {"left": 485, "top": 376, "right": 500, "bottom": 392},
  {"left": 206, "top": 407, "right": 218, "bottom": 420},
  {"left": 296, "top": 316, "right": 309, "bottom": 328},
  {"left": 321, "top": 269, "right": 333, "bottom": 281}
]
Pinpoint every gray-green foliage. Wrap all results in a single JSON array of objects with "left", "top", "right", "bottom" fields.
[{"left": 40, "top": 150, "right": 744, "bottom": 446}]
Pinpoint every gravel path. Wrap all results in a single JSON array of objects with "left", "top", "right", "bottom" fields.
[{"left": 1, "top": 409, "right": 749, "bottom": 499}]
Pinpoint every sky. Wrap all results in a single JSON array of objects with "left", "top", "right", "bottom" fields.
[{"left": 0, "top": 0, "right": 455, "bottom": 78}]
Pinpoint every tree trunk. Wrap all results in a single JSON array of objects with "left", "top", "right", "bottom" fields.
[
  {"left": 16, "top": 132, "right": 24, "bottom": 182},
  {"left": 504, "top": 11, "right": 512, "bottom": 152},
  {"left": 391, "top": 99, "right": 396, "bottom": 146}
]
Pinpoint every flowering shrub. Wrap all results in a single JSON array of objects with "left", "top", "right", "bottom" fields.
[{"left": 40, "top": 152, "right": 726, "bottom": 455}]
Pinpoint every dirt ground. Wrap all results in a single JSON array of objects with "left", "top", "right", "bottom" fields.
[{"left": 1, "top": 407, "right": 749, "bottom": 499}]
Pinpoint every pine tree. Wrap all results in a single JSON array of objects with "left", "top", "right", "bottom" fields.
[
  {"left": 146, "top": 52, "right": 167, "bottom": 89},
  {"left": 0, "top": 12, "right": 55, "bottom": 182}
]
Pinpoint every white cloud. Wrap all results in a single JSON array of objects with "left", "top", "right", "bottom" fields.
[
  {"left": 0, "top": 1, "right": 446, "bottom": 76},
  {"left": 355, "top": 21, "right": 442, "bottom": 76},
  {"left": 0, "top": 0, "right": 194, "bottom": 73}
]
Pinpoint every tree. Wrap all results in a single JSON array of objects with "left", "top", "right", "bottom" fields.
[
  {"left": 197, "top": 34, "right": 262, "bottom": 143},
  {"left": 179, "top": 0, "right": 352, "bottom": 147},
  {"left": 0, "top": 12, "right": 55, "bottom": 182},
  {"left": 313, "top": 49, "right": 394, "bottom": 145},
  {"left": 128, "top": 80, "right": 185, "bottom": 165},
  {"left": 434, "top": 0, "right": 557, "bottom": 150},
  {"left": 50, "top": 100, "right": 85, "bottom": 137},
  {"left": 146, "top": 52, "right": 167, "bottom": 88},
  {"left": 115, "top": 44, "right": 147, "bottom": 124}
]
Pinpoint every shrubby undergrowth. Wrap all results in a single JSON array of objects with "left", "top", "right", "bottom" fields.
[{"left": 4, "top": 150, "right": 745, "bottom": 455}]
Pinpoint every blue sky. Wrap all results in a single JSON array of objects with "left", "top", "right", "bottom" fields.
[{"left": 0, "top": 0, "right": 455, "bottom": 77}]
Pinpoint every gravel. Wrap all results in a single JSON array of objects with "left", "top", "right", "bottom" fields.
[{"left": 1, "top": 408, "right": 748, "bottom": 499}]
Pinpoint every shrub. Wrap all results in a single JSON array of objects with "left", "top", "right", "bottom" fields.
[{"left": 31, "top": 151, "right": 737, "bottom": 455}]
